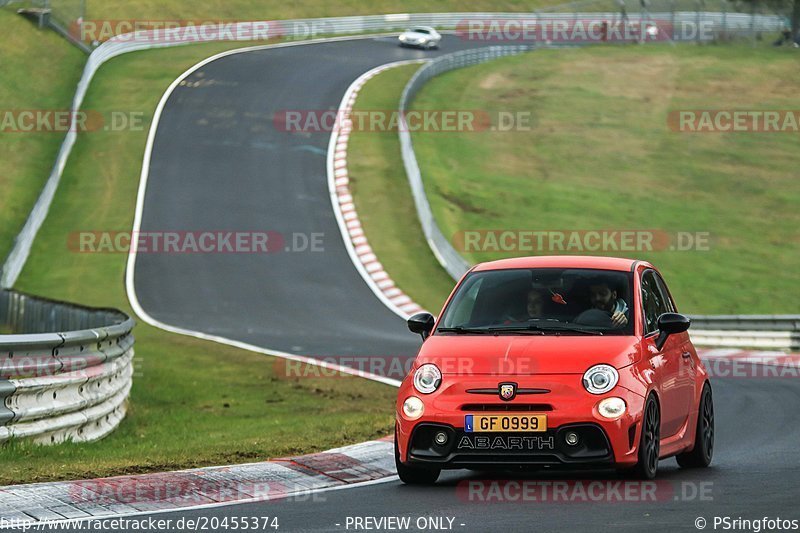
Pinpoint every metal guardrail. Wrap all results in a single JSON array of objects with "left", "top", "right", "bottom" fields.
[
  {"left": 689, "top": 329, "right": 800, "bottom": 350},
  {"left": 398, "top": 45, "right": 536, "bottom": 280},
  {"left": 689, "top": 315, "right": 800, "bottom": 349},
  {"left": 0, "top": 290, "right": 134, "bottom": 444},
  {"left": 689, "top": 315, "right": 800, "bottom": 331},
  {"left": 396, "top": 46, "right": 799, "bottom": 350},
  {"left": 0, "top": 7, "right": 792, "bottom": 383},
  {"left": 0, "top": 10, "right": 786, "bottom": 289}
]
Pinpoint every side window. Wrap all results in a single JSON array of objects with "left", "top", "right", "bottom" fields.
[
  {"left": 653, "top": 273, "right": 676, "bottom": 313},
  {"left": 441, "top": 278, "right": 482, "bottom": 328},
  {"left": 640, "top": 272, "right": 661, "bottom": 335}
]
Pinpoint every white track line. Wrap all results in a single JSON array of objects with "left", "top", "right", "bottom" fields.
[{"left": 125, "top": 35, "right": 416, "bottom": 388}]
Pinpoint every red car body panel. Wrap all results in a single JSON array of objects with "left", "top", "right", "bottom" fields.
[{"left": 396, "top": 256, "right": 710, "bottom": 470}]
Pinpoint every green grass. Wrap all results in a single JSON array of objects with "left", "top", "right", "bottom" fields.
[
  {"left": 84, "top": 1, "right": 555, "bottom": 22},
  {"left": 348, "top": 64, "right": 457, "bottom": 314},
  {"left": 0, "top": 330, "right": 395, "bottom": 485},
  {"left": 3, "top": 6, "right": 793, "bottom": 485},
  {"left": 1, "top": 41, "right": 397, "bottom": 485},
  {"left": 349, "top": 44, "right": 800, "bottom": 315},
  {"left": 0, "top": 9, "right": 85, "bottom": 266},
  {"left": 413, "top": 44, "right": 800, "bottom": 315}
]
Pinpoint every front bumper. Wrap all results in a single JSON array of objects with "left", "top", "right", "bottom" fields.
[
  {"left": 407, "top": 422, "right": 614, "bottom": 469},
  {"left": 396, "top": 374, "right": 645, "bottom": 469},
  {"left": 398, "top": 39, "right": 436, "bottom": 48}
]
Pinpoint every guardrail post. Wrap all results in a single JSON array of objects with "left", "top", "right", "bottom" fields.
[
  {"left": 721, "top": 0, "right": 728, "bottom": 38},
  {"left": 695, "top": 0, "right": 703, "bottom": 42},
  {"left": 670, "top": 0, "right": 677, "bottom": 41}
]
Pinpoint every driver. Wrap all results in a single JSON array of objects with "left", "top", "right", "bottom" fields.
[
  {"left": 588, "top": 280, "right": 629, "bottom": 327},
  {"left": 525, "top": 287, "right": 547, "bottom": 319}
]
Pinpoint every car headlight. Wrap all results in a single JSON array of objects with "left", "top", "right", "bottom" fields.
[
  {"left": 582, "top": 364, "right": 619, "bottom": 395},
  {"left": 597, "top": 397, "right": 627, "bottom": 419},
  {"left": 402, "top": 396, "right": 424, "bottom": 420},
  {"left": 413, "top": 364, "right": 442, "bottom": 394},
  {"left": 399, "top": 35, "right": 407, "bottom": 41}
]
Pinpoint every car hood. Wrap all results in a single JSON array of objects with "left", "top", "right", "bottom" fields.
[{"left": 416, "top": 334, "right": 640, "bottom": 375}]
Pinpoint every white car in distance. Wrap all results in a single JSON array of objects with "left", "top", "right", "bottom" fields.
[{"left": 398, "top": 26, "right": 442, "bottom": 49}]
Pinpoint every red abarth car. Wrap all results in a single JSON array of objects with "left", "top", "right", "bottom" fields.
[{"left": 395, "top": 256, "right": 714, "bottom": 484}]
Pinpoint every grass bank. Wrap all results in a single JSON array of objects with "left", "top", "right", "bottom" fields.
[
  {"left": 85, "top": 1, "right": 553, "bottom": 23},
  {"left": 349, "top": 44, "right": 800, "bottom": 314},
  {"left": 1, "top": 41, "right": 396, "bottom": 485},
  {"left": 0, "top": 9, "right": 85, "bottom": 265}
]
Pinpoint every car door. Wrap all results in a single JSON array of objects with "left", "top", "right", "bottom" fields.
[
  {"left": 640, "top": 270, "right": 684, "bottom": 438},
  {"left": 653, "top": 272, "right": 695, "bottom": 433}
]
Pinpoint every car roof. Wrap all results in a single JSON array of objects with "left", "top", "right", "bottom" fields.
[{"left": 471, "top": 255, "right": 647, "bottom": 273}]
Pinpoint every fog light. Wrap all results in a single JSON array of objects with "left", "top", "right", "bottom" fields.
[
  {"left": 597, "top": 397, "right": 627, "bottom": 419},
  {"left": 434, "top": 431, "right": 448, "bottom": 445},
  {"left": 402, "top": 396, "right": 424, "bottom": 420},
  {"left": 565, "top": 431, "right": 579, "bottom": 446}
]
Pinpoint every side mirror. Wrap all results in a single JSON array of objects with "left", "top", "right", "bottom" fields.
[
  {"left": 407, "top": 312, "right": 435, "bottom": 341},
  {"left": 655, "top": 312, "right": 691, "bottom": 350}
]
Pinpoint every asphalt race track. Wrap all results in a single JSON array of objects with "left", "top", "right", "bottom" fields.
[
  {"left": 127, "top": 35, "right": 800, "bottom": 532},
  {"left": 41, "top": 373, "right": 800, "bottom": 532},
  {"left": 133, "top": 35, "right": 492, "bottom": 363}
]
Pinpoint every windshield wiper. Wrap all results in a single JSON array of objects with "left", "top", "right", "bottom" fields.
[
  {"left": 438, "top": 324, "right": 601, "bottom": 336},
  {"left": 481, "top": 325, "right": 545, "bottom": 335},
  {"left": 437, "top": 325, "right": 544, "bottom": 335},
  {"left": 481, "top": 322, "right": 603, "bottom": 336},
  {"left": 436, "top": 326, "right": 493, "bottom": 334},
  {"left": 532, "top": 324, "right": 604, "bottom": 336}
]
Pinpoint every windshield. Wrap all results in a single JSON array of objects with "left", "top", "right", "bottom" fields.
[
  {"left": 411, "top": 27, "right": 430, "bottom": 34},
  {"left": 437, "top": 268, "right": 635, "bottom": 335}
]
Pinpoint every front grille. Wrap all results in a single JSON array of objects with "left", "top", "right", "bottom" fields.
[
  {"left": 460, "top": 403, "right": 553, "bottom": 412},
  {"left": 408, "top": 423, "right": 613, "bottom": 465}
]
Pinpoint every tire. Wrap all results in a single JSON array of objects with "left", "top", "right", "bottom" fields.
[
  {"left": 633, "top": 394, "right": 661, "bottom": 479},
  {"left": 394, "top": 434, "right": 440, "bottom": 485},
  {"left": 676, "top": 384, "right": 714, "bottom": 468}
]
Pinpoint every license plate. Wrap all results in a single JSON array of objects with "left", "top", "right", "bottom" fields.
[{"left": 464, "top": 414, "right": 547, "bottom": 433}]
